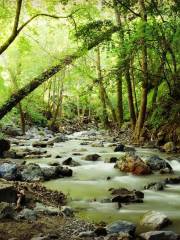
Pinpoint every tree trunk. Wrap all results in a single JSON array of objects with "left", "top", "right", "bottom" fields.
[
  {"left": 104, "top": 90, "right": 117, "bottom": 124},
  {"left": 51, "top": 79, "right": 64, "bottom": 127},
  {"left": 113, "top": 0, "right": 124, "bottom": 127},
  {"left": 113, "top": 0, "right": 136, "bottom": 128},
  {"left": 116, "top": 72, "right": 124, "bottom": 126},
  {"left": 96, "top": 47, "right": 109, "bottom": 128},
  {"left": 125, "top": 66, "right": 136, "bottom": 128},
  {"left": 130, "top": 58, "right": 139, "bottom": 117},
  {"left": 133, "top": 0, "right": 148, "bottom": 142},
  {"left": 0, "top": 26, "right": 119, "bottom": 120}
]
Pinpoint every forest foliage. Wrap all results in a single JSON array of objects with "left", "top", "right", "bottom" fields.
[{"left": 0, "top": 0, "right": 179, "bottom": 141}]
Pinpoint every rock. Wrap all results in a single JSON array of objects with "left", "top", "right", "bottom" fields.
[
  {"left": 94, "top": 227, "right": 107, "bottom": 236},
  {"left": 80, "top": 142, "right": 90, "bottom": 145},
  {"left": 21, "top": 164, "right": 44, "bottom": 181},
  {"left": 49, "top": 162, "right": 60, "bottom": 166},
  {"left": 2, "top": 125, "right": 22, "bottom": 136},
  {"left": 114, "top": 144, "right": 125, "bottom": 152},
  {"left": 47, "top": 134, "right": 68, "bottom": 145},
  {"left": 110, "top": 188, "right": 144, "bottom": 204},
  {"left": 31, "top": 234, "right": 58, "bottom": 240},
  {"left": 32, "top": 141, "right": 47, "bottom": 148},
  {"left": 5, "top": 148, "right": 48, "bottom": 159},
  {"left": 0, "top": 181, "right": 17, "bottom": 203},
  {"left": 141, "top": 211, "right": 172, "bottom": 230},
  {"left": 85, "top": 154, "right": 101, "bottom": 161},
  {"left": 17, "top": 208, "right": 37, "bottom": 221},
  {"left": 62, "top": 157, "right": 80, "bottom": 167},
  {"left": 78, "top": 231, "right": 95, "bottom": 238},
  {"left": 106, "top": 221, "right": 136, "bottom": 236},
  {"left": 0, "top": 139, "right": 10, "bottom": 157},
  {"left": 160, "top": 168, "right": 173, "bottom": 174},
  {"left": 91, "top": 142, "right": 104, "bottom": 147},
  {"left": 124, "top": 146, "right": 135, "bottom": 152},
  {"left": 61, "top": 206, "right": 74, "bottom": 217},
  {"left": 105, "top": 233, "right": 132, "bottom": 240},
  {"left": 55, "top": 155, "right": 62, "bottom": 159},
  {"left": 166, "top": 177, "right": 180, "bottom": 184},
  {"left": 115, "top": 153, "right": 152, "bottom": 175},
  {"left": 0, "top": 163, "right": 17, "bottom": 181},
  {"left": 55, "top": 165, "right": 73, "bottom": 177},
  {"left": 0, "top": 202, "right": 14, "bottom": 219},
  {"left": 163, "top": 142, "right": 176, "bottom": 153},
  {"left": 145, "top": 155, "right": 172, "bottom": 172},
  {"left": 72, "top": 153, "right": 82, "bottom": 156},
  {"left": 144, "top": 182, "right": 165, "bottom": 191},
  {"left": 34, "top": 203, "right": 61, "bottom": 216},
  {"left": 110, "top": 157, "right": 118, "bottom": 163},
  {"left": 41, "top": 167, "right": 58, "bottom": 180},
  {"left": 140, "top": 231, "right": 180, "bottom": 240}
]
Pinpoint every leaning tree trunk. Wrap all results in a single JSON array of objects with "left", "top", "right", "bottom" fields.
[{"left": 0, "top": 26, "right": 119, "bottom": 120}]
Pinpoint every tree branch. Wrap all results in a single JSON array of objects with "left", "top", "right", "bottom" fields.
[
  {"left": 116, "top": 0, "right": 141, "bottom": 18},
  {"left": 0, "top": 7, "right": 80, "bottom": 55}
]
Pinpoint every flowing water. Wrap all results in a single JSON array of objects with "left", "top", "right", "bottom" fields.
[{"left": 24, "top": 130, "right": 180, "bottom": 234}]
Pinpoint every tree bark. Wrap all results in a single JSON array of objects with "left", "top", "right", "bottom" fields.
[
  {"left": 133, "top": 0, "right": 148, "bottom": 142},
  {"left": 125, "top": 66, "right": 136, "bottom": 128},
  {"left": 113, "top": 0, "right": 124, "bottom": 127},
  {"left": 116, "top": 72, "right": 124, "bottom": 126},
  {"left": 113, "top": 0, "right": 136, "bottom": 128},
  {"left": 104, "top": 90, "right": 117, "bottom": 124},
  {"left": 0, "top": 26, "right": 119, "bottom": 120},
  {"left": 96, "top": 47, "right": 109, "bottom": 128}
]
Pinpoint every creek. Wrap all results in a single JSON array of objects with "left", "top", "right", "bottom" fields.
[{"left": 17, "top": 129, "right": 180, "bottom": 234}]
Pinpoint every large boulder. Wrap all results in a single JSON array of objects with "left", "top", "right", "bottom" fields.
[
  {"left": 21, "top": 164, "right": 44, "bottom": 181},
  {"left": 115, "top": 153, "right": 152, "bottom": 175},
  {"left": 0, "top": 163, "right": 17, "bottom": 181},
  {"left": 110, "top": 188, "right": 144, "bottom": 204},
  {"left": 140, "top": 231, "right": 180, "bottom": 240},
  {"left": 0, "top": 202, "right": 14, "bottom": 219},
  {"left": 106, "top": 221, "right": 136, "bottom": 237},
  {"left": 141, "top": 211, "right": 172, "bottom": 230},
  {"left": 145, "top": 155, "right": 172, "bottom": 172},
  {"left": 0, "top": 139, "right": 10, "bottom": 157}
]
